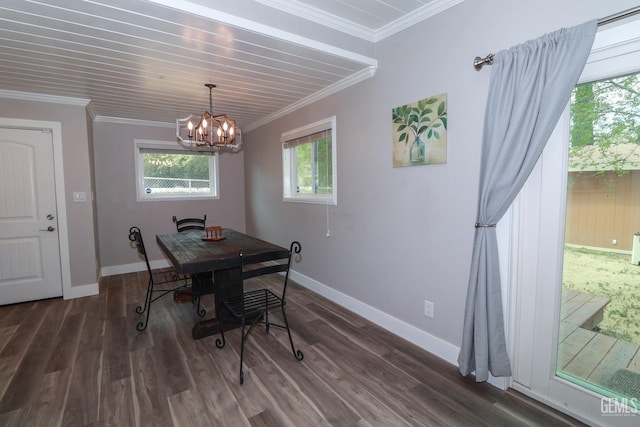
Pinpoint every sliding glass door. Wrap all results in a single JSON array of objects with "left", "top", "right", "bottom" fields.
[
  {"left": 557, "top": 72, "right": 640, "bottom": 408},
  {"left": 508, "top": 17, "right": 640, "bottom": 426}
]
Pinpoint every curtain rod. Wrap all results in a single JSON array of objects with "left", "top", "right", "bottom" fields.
[
  {"left": 598, "top": 6, "right": 640, "bottom": 27},
  {"left": 473, "top": 6, "right": 640, "bottom": 71}
]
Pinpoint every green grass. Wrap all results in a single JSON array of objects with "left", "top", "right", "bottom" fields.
[{"left": 563, "top": 246, "right": 640, "bottom": 345}]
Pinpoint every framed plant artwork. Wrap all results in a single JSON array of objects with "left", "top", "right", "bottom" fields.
[{"left": 392, "top": 92, "right": 447, "bottom": 167}]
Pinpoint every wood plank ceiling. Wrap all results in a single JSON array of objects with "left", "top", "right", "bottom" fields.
[{"left": 0, "top": 0, "right": 462, "bottom": 131}]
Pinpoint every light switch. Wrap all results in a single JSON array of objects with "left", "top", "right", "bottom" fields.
[{"left": 73, "top": 191, "right": 86, "bottom": 202}]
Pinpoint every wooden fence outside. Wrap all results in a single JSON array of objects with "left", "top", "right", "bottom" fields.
[{"left": 565, "top": 170, "right": 640, "bottom": 252}]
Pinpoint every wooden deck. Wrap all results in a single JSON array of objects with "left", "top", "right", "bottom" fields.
[
  {"left": 558, "top": 288, "right": 640, "bottom": 387},
  {"left": 559, "top": 288, "right": 610, "bottom": 342}
]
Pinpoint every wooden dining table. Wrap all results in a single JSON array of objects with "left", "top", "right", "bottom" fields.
[{"left": 156, "top": 228, "right": 290, "bottom": 339}]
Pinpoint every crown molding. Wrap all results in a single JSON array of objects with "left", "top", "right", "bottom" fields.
[
  {"left": 0, "top": 89, "right": 90, "bottom": 107},
  {"left": 373, "top": 0, "right": 466, "bottom": 42},
  {"left": 253, "top": 0, "right": 376, "bottom": 41},
  {"left": 253, "top": 0, "right": 466, "bottom": 43},
  {"left": 244, "top": 65, "right": 376, "bottom": 132},
  {"left": 93, "top": 116, "right": 174, "bottom": 128}
]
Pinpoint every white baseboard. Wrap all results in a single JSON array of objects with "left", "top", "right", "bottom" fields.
[
  {"left": 288, "top": 269, "right": 461, "bottom": 367},
  {"left": 101, "top": 259, "right": 172, "bottom": 277},
  {"left": 64, "top": 282, "right": 99, "bottom": 300}
]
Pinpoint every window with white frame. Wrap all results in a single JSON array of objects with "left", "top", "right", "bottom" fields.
[
  {"left": 135, "top": 140, "right": 219, "bottom": 201},
  {"left": 282, "top": 116, "right": 337, "bottom": 204}
]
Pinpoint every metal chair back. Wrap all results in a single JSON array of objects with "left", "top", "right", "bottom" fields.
[{"left": 172, "top": 215, "right": 207, "bottom": 232}]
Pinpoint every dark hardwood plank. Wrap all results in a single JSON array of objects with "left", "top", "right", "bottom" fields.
[
  {"left": 0, "top": 304, "right": 49, "bottom": 358},
  {"left": 129, "top": 347, "right": 174, "bottom": 427},
  {"left": 210, "top": 333, "right": 289, "bottom": 421},
  {"left": 99, "top": 377, "right": 135, "bottom": 427},
  {"left": 493, "top": 390, "right": 582, "bottom": 426},
  {"left": 251, "top": 331, "right": 362, "bottom": 426},
  {"left": 45, "top": 312, "right": 85, "bottom": 373},
  {"left": 187, "top": 353, "right": 250, "bottom": 427},
  {"left": 105, "top": 281, "right": 127, "bottom": 320},
  {"left": 0, "top": 301, "right": 65, "bottom": 413},
  {"left": 305, "top": 301, "right": 392, "bottom": 357},
  {"left": 0, "top": 325, "right": 18, "bottom": 354},
  {"left": 249, "top": 361, "right": 332, "bottom": 427},
  {"left": 0, "top": 268, "right": 587, "bottom": 426},
  {"left": 20, "top": 368, "right": 71, "bottom": 427},
  {"left": 381, "top": 347, "right": 506, "bottom": 406},
  {"left": 62, "top": 349, "right": 102, "bottom": 426},
  {"left": 248, "top": 408, "right": 282, "bottom": 427},
  {"left": 102, "top": 316, "right": 132, "bottom": 383},
  {"left": 0, "top": 305, "right": 23, "bottom": 327},
  {"left": 167, "top": 389, "right": 216, "bottom": 426},
  {"left": 302, "top": 344, "right": 413, "bottom": 426},
  {"left": 0, "top": 408, "right": 23, "bottom": 427},
  {"left": 0, "top": 355, "right": 21, "bottom": 404}
]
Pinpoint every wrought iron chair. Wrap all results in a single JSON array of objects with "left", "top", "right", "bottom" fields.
[
  {"left": 172, "top": 214, "right": 208, "bottom": 316},
  {"left": 129, "top": 226, "right": 189, "bottom": 331},
  {"left": 216, "top": 241, "right": 304, "bottom": 384},
  {"left": 172, "top": 215, "right": 207, "bottom": 232}
]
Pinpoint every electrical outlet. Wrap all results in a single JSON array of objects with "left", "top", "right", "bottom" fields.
[{"left": 424, "top": 300, "right": 434, "bottom": 318}]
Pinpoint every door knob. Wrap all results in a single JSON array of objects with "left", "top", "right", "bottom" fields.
[
  {"left": 39, "top": 226, "right": 56, "bottom": 232},
  {"left": 47, "top": 214, "right": 55, "bottom": 220}
]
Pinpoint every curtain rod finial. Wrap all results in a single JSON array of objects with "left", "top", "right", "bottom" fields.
[{"left": 474, "top": 53, "right": 494, "bottom": 71}]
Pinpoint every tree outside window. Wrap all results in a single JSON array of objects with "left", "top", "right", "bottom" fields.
[{"left": 282, "top": 116, "right": 336, "bottom": 204}]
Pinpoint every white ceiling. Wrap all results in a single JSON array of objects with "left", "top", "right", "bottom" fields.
[{"left": 0, "top": 0, "right": 463, "bottom": 131}]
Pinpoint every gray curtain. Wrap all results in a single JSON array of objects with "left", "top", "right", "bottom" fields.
[{"left": 458, "top": 20, "right": 597, "bottom": 382}]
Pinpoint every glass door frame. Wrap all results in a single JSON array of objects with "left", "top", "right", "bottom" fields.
[{"left": 502, "top": 17, "right": 640, "bottom": 425}]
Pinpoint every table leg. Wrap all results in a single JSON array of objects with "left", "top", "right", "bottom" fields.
[
  {"left": 173, "top": 271, "right": 213, "bottom": 303},
  {"left": 192, "top": 267, "right": 242, "bottom": 339}
]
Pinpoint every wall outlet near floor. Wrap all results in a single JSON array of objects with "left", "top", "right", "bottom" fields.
[{"left": 424, "top": 300, "right": 434, "bottom": 318}]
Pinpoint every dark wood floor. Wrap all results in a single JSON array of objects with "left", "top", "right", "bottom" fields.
[{"left": 0, "top": 270, "right": 584, "bottom": 426}]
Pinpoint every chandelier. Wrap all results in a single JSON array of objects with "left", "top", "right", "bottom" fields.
[{"left": 176, "top": 83, "right": 241, "bottom": 150}]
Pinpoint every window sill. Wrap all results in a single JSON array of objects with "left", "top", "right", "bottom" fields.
[
  {"left": 283, "top": 195, "right": 336, "bottom": 205},
  {"left": 136, "top": 194, "right": 219, "bottom": 202}
]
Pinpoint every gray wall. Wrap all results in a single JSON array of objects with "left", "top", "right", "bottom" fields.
[
  {"left": 243, "top": 0, "right": 637, "bottom": 349},
  {"left": 93, "top": 121, "right": 246, "bottom": 268},
  {"left": 0, "top": 99, "right": 98, "bottom": 288}
]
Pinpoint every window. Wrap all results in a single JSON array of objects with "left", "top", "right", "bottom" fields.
[
  {"left": 282, "top": 116, "right": 337, "bottom": 204},
  {"left": 135, "top": 140, "right": 219, "bottom": 201}
]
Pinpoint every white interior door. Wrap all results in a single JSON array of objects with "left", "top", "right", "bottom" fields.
[{"left": 0, "top": 127, "right": 62, "bottom": 304}]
